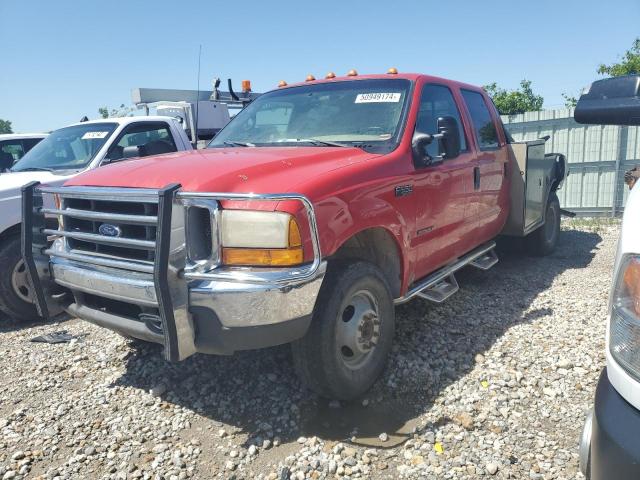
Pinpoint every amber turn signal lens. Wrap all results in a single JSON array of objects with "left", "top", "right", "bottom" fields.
[
  {"left": 288, "top": 217, "right": 302, "bottom": 247},
  {"left": 624, "top": 258, "right": 640, "bottom": 316},
  {"left": 347, "top": 69, "right": 358, "bottom": 76},
  {"left": 222, "top": 247, "right": 304, "bottom": 266}
]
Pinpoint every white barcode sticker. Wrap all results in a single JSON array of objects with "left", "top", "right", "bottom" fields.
[
  {"left": 355, "top": 92, "right": 401, "bottom": 103},
  {"left": 81, "top": 131, "right": 109, "bottom": 140}
]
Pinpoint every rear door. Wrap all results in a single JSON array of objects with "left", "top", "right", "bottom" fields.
[
  {"left": 411, "top": 83, "right": 477, "bottom": 278},
  {"left": 460, "top": 89, "right": 508, "bottom": 237}
]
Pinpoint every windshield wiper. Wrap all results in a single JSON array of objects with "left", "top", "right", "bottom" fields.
[
  {"left": 223, "top": 141, "right": 254, "bottom": 147},
  {"left": 289, "top": 138, "right": 350, "bottom": 147},
  {"left": 11, "top": 167, "right": 54, "bottom": 172}
]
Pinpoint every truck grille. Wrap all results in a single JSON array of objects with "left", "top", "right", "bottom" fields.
[
  {"left": 63, "top": 198, "right": 158, "bottom": 262},
  {"left": 44, "top": 191, "right": 161, "bottom": 267}
]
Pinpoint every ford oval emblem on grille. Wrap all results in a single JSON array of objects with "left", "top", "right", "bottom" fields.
[{"left": 98, "top": 223, "right": 122, "bottom": 237}]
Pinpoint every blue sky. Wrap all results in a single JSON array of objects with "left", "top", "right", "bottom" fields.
[{"left": 1, "top": 0, "right": 639, "bottom": 133}]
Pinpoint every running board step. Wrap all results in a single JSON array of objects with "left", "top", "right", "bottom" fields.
[
  {"left": 416, "top": 274, "right": 459, "bottom": 303},
  {"left": 470, "top": 249, "right": 498, "bottom": 270},
  {"left": 394, "top": 241, "right": 496, "bottom": 306}
]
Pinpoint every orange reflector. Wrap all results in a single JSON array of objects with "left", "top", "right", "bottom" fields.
[
  {"left": 242, "top": 80, "right": 251, "bottom": 92},
  {"left": 222, "top": 247, "right": 304, "bottom": 266},
  {"left": 325, "top": 72, "right": 336, "bottom": 79},
  {"left": 278, "top": 80, "right": 288, "bottom": 88},
  {"left": 624, "top": 258, "right": 640, "bottom": 316},
  {"left": 347, "top": 69, "right": 358, "bottom": 76},
  {"left": 305, "top": 74, "right": 316, "bottom": 82},
  {"left": 288, "top": 217, "right": 302, "bottom": 247},
  {"left": 387, "top": 67, "right": 398, "bottom": 74}
]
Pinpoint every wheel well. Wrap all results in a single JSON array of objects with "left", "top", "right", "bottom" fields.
[
  {"left": 0, "top": 224, "right": 20, "bottom": 244},
  {"left": 330, "top": 228, "right": 402, "bottom": 298}
]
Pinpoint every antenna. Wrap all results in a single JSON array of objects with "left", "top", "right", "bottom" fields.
[{"left": 194, "top": 44, "right": 202, "bottom": 146}]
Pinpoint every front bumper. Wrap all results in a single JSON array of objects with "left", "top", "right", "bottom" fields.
[
  {"left": 22, "top": 182, "right": 325, "bottom": 360},
  {"left": 49, "top": 255, "right": 325, "bottom": 354},
  {"left": 580, "top": 368, "right": 640, "bottom": 479}
]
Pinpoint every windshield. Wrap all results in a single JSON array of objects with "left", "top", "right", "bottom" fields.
[
  {"left": 11, "top": 123, "right": 118, "bottom": 172},
  {"left": 209, "top": 79, "right": 411, "bottom": 152}
]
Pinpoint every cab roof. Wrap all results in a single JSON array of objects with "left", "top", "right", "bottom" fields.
[
  {"left": 65, "top": 115, "right": 180, "bottom": 129},
  {"left": 275, "top": 72, "right": 484, "bottom": 93},
  {"left": 0, "top": 133, "right": 48, "bottom": 140}
]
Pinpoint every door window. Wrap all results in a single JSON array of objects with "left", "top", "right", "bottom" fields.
[
  {"left": 23, "top": 137, "right": 44, "bottom": 152},
  {"left": 0, "top": 140, "right": 25, "bottom": 170},
  {"left": 461, "top": 90, "right": 499, "bottom": 150},
  {"left": 416, "top": 85, "right": 467, "bottom": 159},
  {"left": 107, "top": 123, "right": 177, "bottom": 161},
  {"left": 1, "top": 140, "right": 25, "bottom": 160}
]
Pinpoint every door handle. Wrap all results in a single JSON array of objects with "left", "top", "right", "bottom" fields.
[{"left": 473, "top": 166, "right": 480, "bottom": 190}]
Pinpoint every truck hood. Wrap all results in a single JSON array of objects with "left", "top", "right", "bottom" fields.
[
  {"left": 64, "top": 147, "right": 377, "bottom": 193},
  {"left": 0, "top": 170, "right": 77, "bottom": 198}
]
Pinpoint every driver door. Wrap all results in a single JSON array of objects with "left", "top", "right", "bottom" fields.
[{"left": 411, "top": 83, "right": 477, "bottom": 279}]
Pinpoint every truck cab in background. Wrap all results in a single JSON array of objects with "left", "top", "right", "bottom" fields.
[
  {"left": 576, "top": 74, "right": 640, "bottom": 480},
  {"left": 0, "top": 116, "right": 192, "bottom": 323},
  {"left": 0, "top": 133, "right": 48, "bottom": 171},
  {"left": 23, "top": 71, "right": 566, "bottom": 399}
]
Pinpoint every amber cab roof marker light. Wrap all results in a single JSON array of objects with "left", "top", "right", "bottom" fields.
[
  {"left": 347, "top": 69, "right": 358, "bottom": 76},
  {"left": 278, "top": 80, "right": 287, "bottom": 88},
  {"left": 305, "top": 74, "right": 316, "bottom": 82},
  {"left": 325, "top": 72, "right": 336, "bottom": 79},
  {"left": 387, "top": 67, "right": 398, "bottom": 74},
  {"left": 241, "top": 80, "right": 251, "bottom": 92}
]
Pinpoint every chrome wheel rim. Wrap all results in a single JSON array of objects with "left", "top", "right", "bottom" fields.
[
  {"left": 11, "top": 259, "right": 33, "bottom": 304},
  {"left": 336, "top": 290, "right": 380, "bottom": 370}
]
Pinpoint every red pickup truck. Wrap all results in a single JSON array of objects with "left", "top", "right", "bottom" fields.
[{"left": 23, "top": 71, "right": 566, "bottom": 400}]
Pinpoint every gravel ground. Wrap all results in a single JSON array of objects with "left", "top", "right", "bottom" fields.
[{"left": 0, "top": 221, "right": 618, "bottom": 480}]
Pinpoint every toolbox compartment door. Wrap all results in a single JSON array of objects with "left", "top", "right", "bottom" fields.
[{"left": 501, "top": 139, "right": 558, "bottom": 237}]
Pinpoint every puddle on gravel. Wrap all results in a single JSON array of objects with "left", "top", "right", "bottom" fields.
[{"left": 301, "top": 398, "right": 420, "bottom": 448}]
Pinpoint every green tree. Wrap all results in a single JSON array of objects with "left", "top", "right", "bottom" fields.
[
  {"left": 0, "top": 119, "right": 13, "bottom": 134},
  {"left": 98, "top": 104, "right": 134, "bottom": 119},
  {"left": 561, "top": 92, "right": 578, "bottom": 108},
  {"left": 598, "top": 38, "right": 640, "bottom": 77},
  {"left": 483, "top": 80, "right": 544, "bottom": 116}
]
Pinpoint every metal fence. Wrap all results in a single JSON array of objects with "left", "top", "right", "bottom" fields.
[{"left": 502, "top": 109, "right": 640, "bottom": 216}]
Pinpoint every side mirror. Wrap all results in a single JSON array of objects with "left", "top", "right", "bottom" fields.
[
  {"left": 412, "top": 115, "right": 461, "bottom": 168},
  {"left": 123, "top": 145, "right": 145, "bottom": 159},
  {"left": 437, "top": 116, "right": 461, "bottom": 160},
  {"left": 575, "top": 75, "right": 640, "bottom": 126}
]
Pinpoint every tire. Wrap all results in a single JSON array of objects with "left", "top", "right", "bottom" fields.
[
  {"left": 525, "top": 192, "right": 561, "bottom": 256},
  {"left": 292, "top": 261, "right": 395, "bottom": 400},
  {"left": 0, "top": 234, "right": 40, "bottom": 323}
]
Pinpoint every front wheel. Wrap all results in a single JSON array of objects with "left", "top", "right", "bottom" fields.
[
  {"left": 526, "top": 192, "right": 561, "bottom": 256},
  {"left": 292, "top": 261, "right": 395, "bottom": 400},
  {"left": 0, "top": 234, "right": 40, "bottom": 323}
]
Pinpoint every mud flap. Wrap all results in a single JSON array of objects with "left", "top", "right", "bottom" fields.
[
  {"left": 21, "top": 181, "right": 65, "bottom": 319},
  {"left": 154, "top": 184, "right": 197, "bottom": 362}
]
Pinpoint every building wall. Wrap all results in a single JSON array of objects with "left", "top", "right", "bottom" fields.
[{"left": 502, "top": 109, "right": 640, "bottom": 216}]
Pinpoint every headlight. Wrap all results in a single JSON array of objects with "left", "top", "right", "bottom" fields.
[
  {"left": 220, "top": 210, "right": 303, "bottom": 266},
  {"left": 610, "top": 254, "right": 640, "bottom": 380}
]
